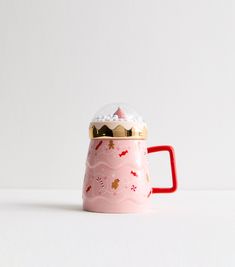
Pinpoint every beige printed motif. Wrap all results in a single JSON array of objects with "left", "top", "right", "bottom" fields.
[
  {"left": 146, "top": 174, "right": 150, "bottom": 183},
  {"left": 108, "top": 140, "right": 115, "bottom": 149}
]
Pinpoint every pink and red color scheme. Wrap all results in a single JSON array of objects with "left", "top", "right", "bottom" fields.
[
  {"left": 83, "top": 139, "right": 177, "bottom": 213},
  {"left": 82, "top": 104, "right": 177, "bottom": 213}
]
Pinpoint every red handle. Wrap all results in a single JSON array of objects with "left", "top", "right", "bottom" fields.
[{"left": 147, "top": 146, "right": 177, "bottom": 193}]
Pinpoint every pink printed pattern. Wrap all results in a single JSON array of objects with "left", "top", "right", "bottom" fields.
[{"left": 83, "top": 139, "right": 151, "bottom": 209}]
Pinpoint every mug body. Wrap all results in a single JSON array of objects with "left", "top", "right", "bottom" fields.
[{"left": 83, "top": 139, "right": 152, "bottom": 213}]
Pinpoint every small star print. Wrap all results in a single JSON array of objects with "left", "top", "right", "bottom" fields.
[{"left": 131, "top": 185, "right": 137, "bottom": 192}]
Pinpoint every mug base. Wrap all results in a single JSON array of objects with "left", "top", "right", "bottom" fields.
[{"left": 83, "top": 197, "right": 152, "bottom": 214}]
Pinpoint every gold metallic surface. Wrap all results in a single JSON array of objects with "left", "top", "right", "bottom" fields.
[{"left": 89, "top": 125, "right": 147, "bottom": 139}]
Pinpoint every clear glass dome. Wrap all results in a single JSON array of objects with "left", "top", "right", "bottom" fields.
[{"left": 92, "top": 103, "right": 145, "bottom": 123}]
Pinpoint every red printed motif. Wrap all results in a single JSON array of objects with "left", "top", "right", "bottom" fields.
[
  {"left": 95, "top": 141, "right": 103, "bottom": 150},
  {"left": 119, "top": 150, "right": 128, "bottom": 157},
  {"left": 130, "top": 170, "right": 138, "bottom": 177},
  {"left": 96, "top": 177, "right": 105, "bottom": 188},
  {"left": 86, "top": 185, "right": 92, "bottom": 193}
]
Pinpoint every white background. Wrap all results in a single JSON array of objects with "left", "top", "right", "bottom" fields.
[
  {"left": 0, "top": 0, "right": 235, "bottom": 190},
  {"left": 0, "top": 190, "right": 234, "bottom": 267},
  {"left": 0, "top": 2, "right": 235, "bottom": 267}
]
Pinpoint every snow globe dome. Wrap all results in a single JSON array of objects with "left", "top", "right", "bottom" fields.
[
  {"left": 92, "top": 103, "right": 144, "bottom": 123},
  {"left": 89, "top": 103, "right": 147, "bottom": 139}
]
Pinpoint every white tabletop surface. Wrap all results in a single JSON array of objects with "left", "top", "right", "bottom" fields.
[{"left": 0, "top": 189, "right": 234, "bottom": 267}]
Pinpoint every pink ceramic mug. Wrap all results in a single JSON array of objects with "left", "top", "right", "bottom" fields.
[{"left": 83, "top": 104, "right": 177, "bottom": 213}]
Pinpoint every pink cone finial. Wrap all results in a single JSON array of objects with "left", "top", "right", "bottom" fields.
[{"left": 113, "top": 107, "right": 126, "bottom": 119}]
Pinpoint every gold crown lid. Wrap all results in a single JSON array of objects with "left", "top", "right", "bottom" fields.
[{"left": 89, "top": 103, "right": 147, "bottom": 139}]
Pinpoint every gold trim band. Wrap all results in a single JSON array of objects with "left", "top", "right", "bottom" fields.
[{"left": 89, "top": 125, "right": 147, "bottom": 139}]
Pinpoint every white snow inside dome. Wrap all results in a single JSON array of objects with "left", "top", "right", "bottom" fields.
[{"left": 92, "top": 103, "right": 145, "bottom": 123}]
